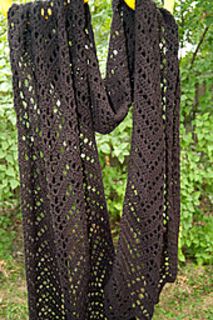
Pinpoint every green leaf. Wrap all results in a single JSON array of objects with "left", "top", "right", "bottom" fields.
[
  {"left": 6, "top": 167, "right": 16, "bottom": 177},
  {"left": 100, "top": 143, "right": 111, "bottom": 154},
  {"left": 10, "top": 179, "right": 19, "bottom": 190}
]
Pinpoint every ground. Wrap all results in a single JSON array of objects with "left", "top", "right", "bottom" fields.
[{"left": 0, "top": 257, "right": 212, "bottom": 320}]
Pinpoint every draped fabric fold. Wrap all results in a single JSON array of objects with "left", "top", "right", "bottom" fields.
[{"left": 8, "top": 0, "right": 180, "bottom": 319}]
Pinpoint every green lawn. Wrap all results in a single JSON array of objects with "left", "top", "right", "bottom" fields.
[
  {"left": 153, "top": 262, "right": 213, "bottom": 320},
  {"left": 0, "top": 257, "right": 212, "bottom": 320}
]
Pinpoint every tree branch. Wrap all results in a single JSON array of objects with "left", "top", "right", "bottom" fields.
[{"left": 190, "top": 26, "right": 209, "bottom": 68}]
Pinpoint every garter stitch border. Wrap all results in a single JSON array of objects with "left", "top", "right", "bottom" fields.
[{"left": 8, "top": 0, "right": 180, "bottom": 319}]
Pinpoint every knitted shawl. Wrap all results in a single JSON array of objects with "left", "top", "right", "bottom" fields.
[{"left": 8, "top": 0, "right": 180, "bottom": 319}]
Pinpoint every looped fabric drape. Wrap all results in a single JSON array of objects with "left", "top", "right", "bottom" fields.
[{"left": 8, "top": 0, "right": 180, "bottom": 319}]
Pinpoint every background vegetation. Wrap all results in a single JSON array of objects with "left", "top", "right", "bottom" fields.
[{"left": 0, "top": 0, "right": 212, "bottom": 319}]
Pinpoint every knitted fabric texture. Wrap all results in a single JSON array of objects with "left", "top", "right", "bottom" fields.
[{"left": 8, "top": 0, "right": 180, "bottom": 319}]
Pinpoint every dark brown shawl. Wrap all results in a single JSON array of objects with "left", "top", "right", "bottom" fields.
[{"left": 8, "top": 0, "right": 180, "bottom": 319}]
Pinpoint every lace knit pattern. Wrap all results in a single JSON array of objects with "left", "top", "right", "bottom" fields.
[{"left": 8, "top": 0, "right": 180, "bottom": 319}]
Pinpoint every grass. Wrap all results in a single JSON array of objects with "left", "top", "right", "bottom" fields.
[
  {"left": 0, "top": 258, "right": 28, "bottom": 320},
  {"left": 153, "top": 262, "right": 213, "bottom": 319},
  {"left": 0, "top": 256, "right": 212, "bottom": 320},
  {"left": 0, "top": 215, "right": 212, "bottom": 320}
]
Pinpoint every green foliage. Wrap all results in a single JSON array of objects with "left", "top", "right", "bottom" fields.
[
  {"left": 0, "top": 0, "right": 212, "bottom": 265},
  {"left": 89, "top": 0, "right": 112, "bottom": 73},
  {"left": 96, "top": 110, "right": 132, "bottom": 218},
  {"left": 0, "top": 214, "right": 16, "bottom": 260},
  {"left": 0, "top": 15, "right": 19, "bottom": 211},
  {"left": 174, "top": 0, "right": 213, "bottom": 265}
]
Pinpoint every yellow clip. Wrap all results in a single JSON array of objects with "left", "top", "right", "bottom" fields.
[
  {"left": 0, "top": 0, "right": 12, "bottom": 17},
  {"left": 84, "top": 0, "right": 134, "bottom": 9},
  {"left": 84, "top": 0, "right": 134, "bottom": 10},
  {"left": 164, "top": 0, "right": 175, "bottom": 13},
  {"left": 124, "top": 0, "right": 135, "bottom": 10},
  {"left": 123, "top": 0, "right": 175, "bottom": 13}
]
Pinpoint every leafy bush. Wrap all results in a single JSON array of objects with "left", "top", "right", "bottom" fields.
[
  {"left": 0, "top": 15, "right": 19, "bottom": 210},
  {"left": 175, "top": 0, "right": 213, "bottom": 264},
  {"left": 0, "top": 0, "right": 212, "bottom": 265}
]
